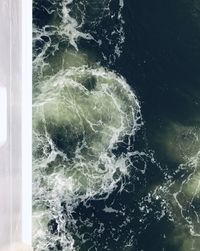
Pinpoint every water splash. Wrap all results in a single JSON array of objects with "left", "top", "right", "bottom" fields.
[
  {"left": 33, "top": 65, "right": 141, "bottom": 250},
  {"left": 33, "top": 1, "right": 141, "bottom": 250}
]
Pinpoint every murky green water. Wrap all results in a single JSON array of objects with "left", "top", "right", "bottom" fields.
[{"left": 33, "top": 1, "right": 200, "bottom": 250}]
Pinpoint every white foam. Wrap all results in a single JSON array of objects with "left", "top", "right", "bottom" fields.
[
  {"left": 32, "top": 0, "right": 140, "bottom": 249},
  {"left": 32, "top": 66, "right": 142, "bottom": 249}
]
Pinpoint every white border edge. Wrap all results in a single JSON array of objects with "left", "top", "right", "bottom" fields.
[{"left": 21, "top": 0, "right": 32, "bottom": 245}]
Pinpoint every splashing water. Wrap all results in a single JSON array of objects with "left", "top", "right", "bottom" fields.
[
  {"left": 32, "top": 66, "right": 141, "bottom": 250},
  {"left": 33, "top": 0, "right": 142, "bottom": 250}
]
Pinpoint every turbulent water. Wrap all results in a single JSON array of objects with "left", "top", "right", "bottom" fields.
[
  {"left": 33, "top": 0, "right": 200, "bottom": 250},
  {"left": 33, "top": 1, "right": 142, "bottom": 250}
]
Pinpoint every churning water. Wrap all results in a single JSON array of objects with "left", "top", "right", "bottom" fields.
[{"left": 33, "top": 0, "right": 200, "bottom": 250}]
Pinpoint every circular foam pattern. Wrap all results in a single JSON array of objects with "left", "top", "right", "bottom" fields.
[
  {"left": 32, "top": 66, "right": 141, "bottom": 249},
  {"left": 33, "top": 66, "right": 141, "bottom": 195}
]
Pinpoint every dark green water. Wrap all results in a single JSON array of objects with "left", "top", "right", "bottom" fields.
[{"left": 33, "top": 1, "right": 200, "bottom": 250}]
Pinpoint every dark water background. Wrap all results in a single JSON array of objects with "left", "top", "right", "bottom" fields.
[
  {"left": 126, "top": 1, "right": 200, "bottom": 250},
  {"left": 77, "top": 1, "right": 200, "bottom": 250},
  {"left": 33, "top": 0, "right": 200, "bottom": 250}
]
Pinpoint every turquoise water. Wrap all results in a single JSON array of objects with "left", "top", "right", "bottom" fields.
[{"left": 33, "top": 1, "right": 200, "bottom": 250}]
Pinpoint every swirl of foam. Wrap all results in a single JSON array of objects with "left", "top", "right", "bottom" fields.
[{"left": 32, "top": 66, "right": 141, "bottom": 250}]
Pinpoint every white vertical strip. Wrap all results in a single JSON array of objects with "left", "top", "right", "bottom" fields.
[
  {"left": 21, "top": 0, "right": 32, "bottom": 246},
  {"left": 9, "top": 0, "right": 13, "bottom": 246},
  {"left": 0, "top": 87, "right": 7, "bottom": 148}
]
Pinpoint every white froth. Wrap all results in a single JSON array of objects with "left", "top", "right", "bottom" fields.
[
  {"left": 32, "top": 66, "right": 141, "bottom": 250},
  {"left": 32, "top": 1, "right": 138, "bottom": 250}
]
